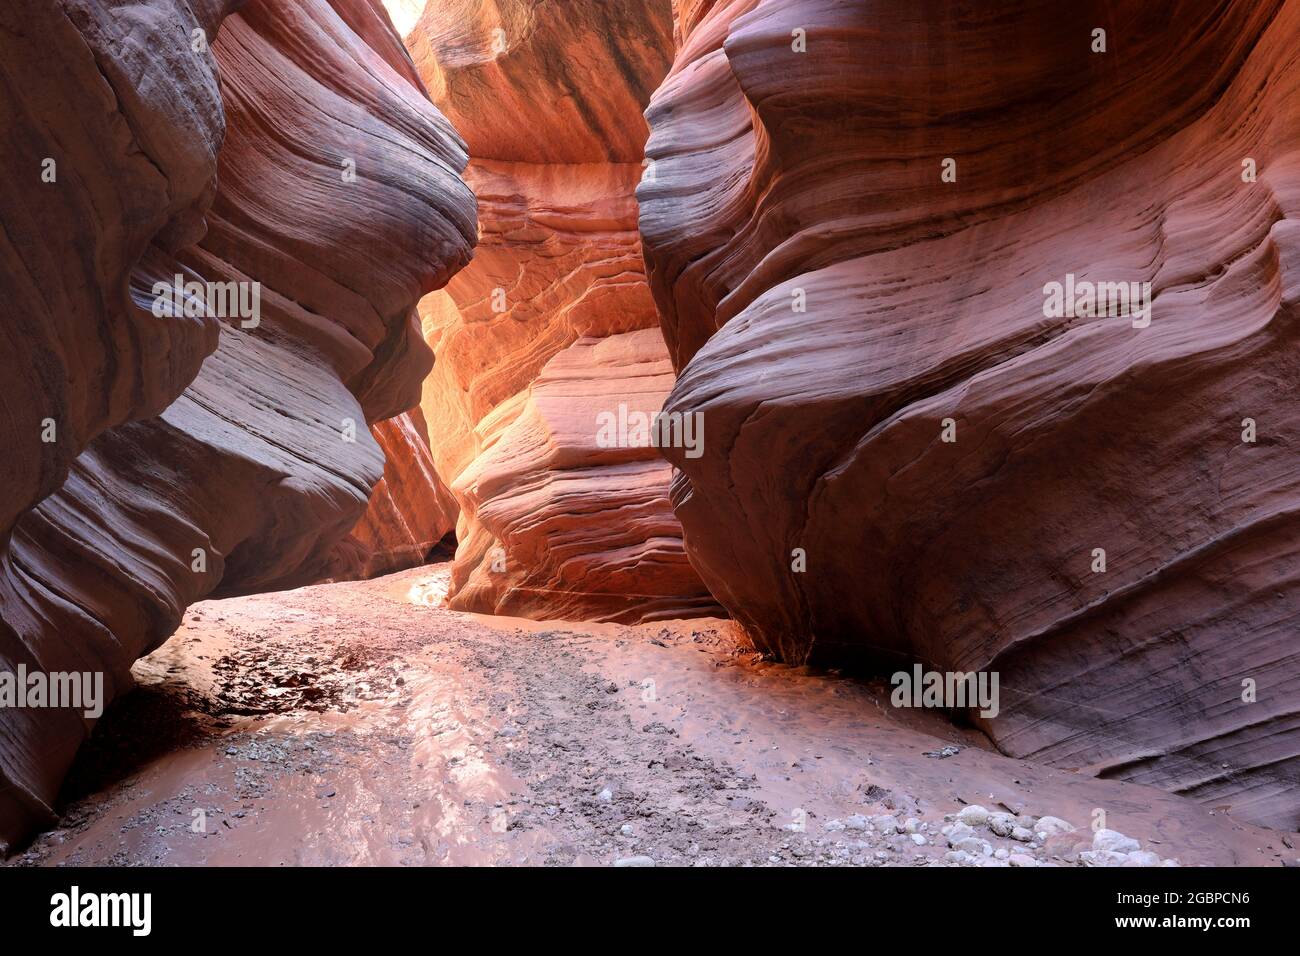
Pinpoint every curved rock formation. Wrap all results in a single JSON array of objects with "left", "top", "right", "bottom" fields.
[
  {"left": 335, "top": 412, "right": 459, "bottom": 580},
  {"left": 0, "top": 0, "right": 474, "bottom": 849},
  {"left": 403, "top": 0, "right": 722, "bottom": 621},
  {"left": 641, "top": 0, "right": 1300, "bottom": 828}
]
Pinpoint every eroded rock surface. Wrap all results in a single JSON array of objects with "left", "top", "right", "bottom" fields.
[
  {"left": 640, "top": 0, "right": 1300, "bottom": 828},
  {"left": 0, "top": 0, "right": 474, "bottom": 848},
  {"left": 403, "top": 0, "right": 720, "bottom": 621}
]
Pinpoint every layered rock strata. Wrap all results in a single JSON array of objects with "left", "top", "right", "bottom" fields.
[
  {"left": 0, "top": 0, "right": 475, "bottom": 848},
  {"left": 640, "top": 0, "right": 1300, "bottom": 828},
  {"left": 403, "top": 0, "right": 722, "bottom": 621}
]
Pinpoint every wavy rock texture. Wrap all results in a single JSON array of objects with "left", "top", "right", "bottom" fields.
[
  {"left": 403, "top": 0, "right": 721, "bottom": 621},
  {"left": 0, "top": 0, "right": 474, "bottom": 849},
  {"left": 335, "top": 412, "right": 458, "bottom": 580},
  {"left": 641, "top": 0, "right": 1300, "bottom": 828}
]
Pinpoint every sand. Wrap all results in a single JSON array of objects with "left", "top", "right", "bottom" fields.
[{"left": 6, "top": 563, "right": 1292, "bottom": 867}]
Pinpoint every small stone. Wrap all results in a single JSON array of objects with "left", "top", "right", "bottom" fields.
[
  {"left": 954, "top": 837, "right": 993, "bottom": 857},
  {"left": 1080, "top": 849, "right": 1128, "bottom": 867},
  {"left": 1010, "top": 826, "right": 1035, "bottom": 843},
  {"left": 910, "top": 833, "right": 927, "bottom": 846},
  {"left": 1034, "top": 816, "right": 1076, "bottom": 839},
  {"left": 903, "top": 817, "right": 922, "bottom": 833},
  {"left": 597, "top": 788, "right": 613, "bottom": 802},
  {"left": 944, "top": 822, "right": 977, "bottom": 846},
  {"left": 1008, "top": 853, "right": 1037, "bottom": 867},
  {"left": 988, "top": 812, "right": 1017, "bottom": 837},
  {"left": 944, "top": 850, "right": 972, "bottom": 864},
  {"left": 873, "top": 815, "right": 899, "bottom": 835},
  {"left": 1093, "top": 829, "right": 1141, "bottom": 854},
  {"left": 844, "top": 814, "right": 870, "bottom": 832},
  {"left": 824, "top": 819, "right": 846, "bottom": 832},
  {"left": 614, "top": 856, "right": 655, "bottom": 867},
  {"left": 619, "top": 823, "right": 634, "bottom": 836},
  {"left": 994, "top": 848, "right": 1010, "bottom": 860},
  {"left": 957, "top": 805, "right": 991, "bottom": 827},
  {"left": 1122, "top": 850, "right": 1162, "bottom": 867}
]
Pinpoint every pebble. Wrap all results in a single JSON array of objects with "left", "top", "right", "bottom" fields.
[
  {"left": 988, "top": 812, "right": 1017, "bottom": 836},
  {"left": 1010, "top": 826, "right": 1035, "bottom": 843},
  {"left": 957, "top": 805, "right": 990, "bottom": 827},
  {"left": 954, "top": 837, "right": 993, "bottom": 857},
  {"left": 844, "top": 814, "right": 870, "bottom": 832},
  {"left": 614, "top": 856, "right": 655, "bottom": 867},
  {"left": 873, "top": 815, "right": 900, "bottom": 835},
  {"left": 910, "top": 833, "right": 927, "bottom": 846},
  {"left": 1122, "top": 850, "right": 1163, "bottom": 867},
  {"left": 597, "top": 788, "right": 613, "bottom": 802},
  {"left": 944, "top": 822, "right": 977, "bottom": 846},
  {"left": 1093, "top": 829, "right": 1141, "bottom": 854},
  {"left": 1034, "top": 816, "right": 1076, "bottom": 839}
]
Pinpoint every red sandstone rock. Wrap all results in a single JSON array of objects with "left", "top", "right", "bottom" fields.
[
  {"left": 0, "top": 0, "right": 474, "bottom": 849},
  {"left": 640, "top": 0, "right": 1300, "bottom": 828},
  {"left": 336, "top": 411, "right": 459, "bottom": 579},
  {"left": 448, "top": 329, "right": 721, "bottom": 622},
  {"left": 403, "top": 0, "right": 719, "bottom": 621}
]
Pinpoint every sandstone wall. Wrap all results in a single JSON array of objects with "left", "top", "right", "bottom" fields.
[
  {"left": 0, "top": 0, "right": 475, "bottom": 848},
  {"left": 640, "top": 0, "right": 1300, "bottom": 828}
]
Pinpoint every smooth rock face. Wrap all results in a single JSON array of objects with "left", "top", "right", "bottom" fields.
[
  {"left": 640, "top": 0, "right": 1300, "bottom": 828},
  {"left": 448, "top": 329, "right": 721, "bottom": 622},
  {"left": 334, "top": 411, "right": 459, "bottom": 580},
  {"left": 404, "top": 0, "right": 721, "bottom": 621},
  {"left": 0, "top": 0, "right": 474, "bottom": 849}
]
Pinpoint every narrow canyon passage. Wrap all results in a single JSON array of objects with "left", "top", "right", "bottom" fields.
[
  {"left": 6, "top": 568, "right": 1285, "bottom": 867},
  {"left": 2, "top": 0, "right": 1299, "bottom": 893}
]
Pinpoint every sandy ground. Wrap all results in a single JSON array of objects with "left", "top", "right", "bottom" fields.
[{"left": 5, "top": 563, "right": 1294, "bottom": 867}]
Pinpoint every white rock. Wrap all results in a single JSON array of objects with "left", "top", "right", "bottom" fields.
[
  {"left": 1093, "top": 829, "right": 1141, "bottom": 854},
  {"left": 944, "top": 850, "right": 972, "bottom": 864},
  {"left": 614, "top": 856, "right": 655, "bottom": 867},
  {"left": 954, "top": 837, "right": 993, "bottom": 857},
  {"left": 910, "top": 833, "right": 927, "bottom": 846},
  {"left": 904, "top": 817, "right": 922, "bottom": 833},
  {"left": 1034, "top": 816, "right": 1076, "bottom": 839},
  {"left": 994, "top": 848, "right": 1010, "bottom": 860},
  {"left": 873, "top": 815, "right": 900, "bottom": 835},
  {"left": 988, "top": 812, "right": 1017, "bottom": 837},
  {"left": 619, "top": 823, "right": 634, "bottom": 836},
  {"left": 597, "top": 788, "right": 613, "bottom": 802},
  {"left": 1122, "top": 850, "right": 1162, "bottom": 867},
  {"left": 844, "top": 814, "right": 870, "bottom": 832},
  {"left": 945, "top": 822, "right": 977, "bottom": 846},
  {"left": 957, "top": 805, "right": 991, "bottom": 827},
  {"left": 1010, "top": 826, "right": 1035, "bottom": 843},
  {"left": 1008, "top": 853, "right": 1038, "bottom": 867},
  {"left": 1079, "top": 849, "right": 1128, "bottom": 868},
  {"left": 824, "top": 819, "right": 846, "bottom": 832}
]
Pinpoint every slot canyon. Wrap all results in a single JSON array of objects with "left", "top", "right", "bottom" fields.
[{"left": 0, "top": 0, "right": 1297, "bottom": 873}]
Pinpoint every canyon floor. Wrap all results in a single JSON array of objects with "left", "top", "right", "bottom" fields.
[{"left": 4, "top": 563, "right": 1292, "bottom": 867}]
